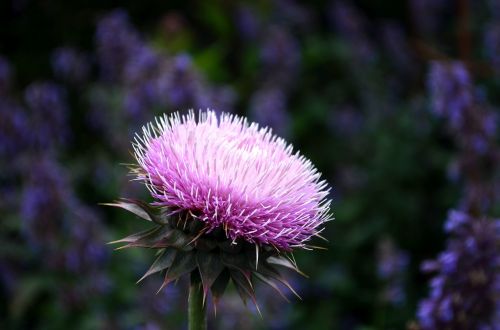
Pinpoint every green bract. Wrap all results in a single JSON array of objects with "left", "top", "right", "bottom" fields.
[{"left": 106, "top": 199, "right": 306, "bottom": 311}]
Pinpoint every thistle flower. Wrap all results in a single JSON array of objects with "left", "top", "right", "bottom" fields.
[
  {"left": 107, "top": 110, "right": 331, "bottom": 317},
  {"left": 133, "top": 110, "right": 330, "bottom": 249}
]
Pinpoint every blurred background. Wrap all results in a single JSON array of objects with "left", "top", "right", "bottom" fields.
[{"left": 1, "top": 0, "right": 499, "bottom": 329}]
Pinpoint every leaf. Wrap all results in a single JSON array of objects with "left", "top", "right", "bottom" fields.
[
  {"left": 123, "top": 198, "right": 170, "bottom": 225},
  {"left": 218, "top": 240, "right": 242, "bottom": 253},
  {"left": 253, "top": 272, "right": 289, "bottom": 302},
  {"left": 196, "top": 251, "right": 225, "bottom": 302},
  {"left": 210, "top": 269, "right": 230, "bottom": 309},
  {"left": 195, "top": 238, "right": 217, "bottom": 251},
  {"left": 117, "top": 225, "right": 172, "bottom": 249},
  {"left": 221, "top": 252, "right": 250, "bottom": 274},
  {"left": 221, "top": 252, "right": 254, "bottom": 289},
  {"left": 266, "top": 255, "right": 307, "bottom": 277},
  {"left": 137, "top": 249, "right": 177, "bottom": 283},
  {"left": 101, "top": 200, "right": 152, "bottom": 221},
  {"left": 230, "top": 270, "right": 261, "bottom": 316},
  {"left": 102, "top": 199, "right": 170, "bottom": 225},
  {"left": 258, "top": 263, "right": 301, "bottom": 300},
  {"left": 156, "top": 229, "right": 193, "bottom": 251},
  {"left": 108, "top": 227, "right": 160, "bottom": 245},
  {"left": 158, "top": 251, "right": 197, "bottom": 292},
  {"left": 188, "top": 218, "right": 205, "bottom": 234}
]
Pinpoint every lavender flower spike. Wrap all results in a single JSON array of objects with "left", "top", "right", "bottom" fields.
[{"left": 133, "top": 110, "right": 331, "bottom": 251}]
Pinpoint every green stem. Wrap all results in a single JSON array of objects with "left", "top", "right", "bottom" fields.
[{"left": 188, "top": 271, "right": 206, "bottom": 330}]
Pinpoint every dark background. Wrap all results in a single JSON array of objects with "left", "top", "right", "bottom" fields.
[{"left": 1, "top": 0, "right": 498, "bottom": 329}]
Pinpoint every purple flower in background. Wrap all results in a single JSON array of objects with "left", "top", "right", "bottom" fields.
[
  {"left": 328, "top": 1, "right": 374, "bottom": 63},
  {"left": 0, "top": 99, "right": 30, "bottom": 158},
  {"left": 139, "top": 278, "right": 181, "bottom": 317},
  {"left": 20, "top": 156, "right": 110, "bottom": 301},
  {"left": 380, "top": 22, "right": 415, "bottom": 76},
  {"left": 64, "top": 204, "right": 108, "bottom": 273},
  {"left": 377, "top": 238, "right": 409, "bottom": 306},
  {"left": 428, "top": 61, "right": 498, "bottom": 212},
  {"left": 95, "top": 9, "right": 236, "bottom": 124},
  {"left": 51, "top": 47, "right": 90, "bottom": 83},
  {"left": 249, "top": 87, "right": 290, "bottom": 137},
  {"left": 133, "top": 110, "right": 331, "bottom": 250},
  {"left": 20, "top": 158, "right": 69, "bottom": 248},
  {"left": 157, "top": 53, "right": 206, "bottom": 109},
  {"left": 328, "top": 105, "right": 364, "bottom": 137},
  {"left": 234, "top": 5, "right": 260, "bottom": 40},
  {"left": 260, "top": 26, "right": 300, "bottom": 86},
  {"left": 206, "top": 86, "right": 236, "bottom": 116},
  {"left": 24, "top": 81, "right": 69, "bottom": 149},
  {"left": 428, "top": 61, "right": 473, "bottom": 129},
  {"left": 124, "top": 82, "right": 158, "bottom": 119},
  {"left": 96, "top": 9, "right": 140, "bottom": 81},
  {"left": 0, "top": 56, "right": 12, "bottom": 94},
  {"left": 123, "top": 45, "right": 161, "bottom": 85},
  {"left": 417, "top": 210, "right": 499, "bottom": 329}
]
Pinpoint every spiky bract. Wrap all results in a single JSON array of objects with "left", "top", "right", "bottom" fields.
[{"left": 107, "top": 199, "right": 304, "bottom": 309}]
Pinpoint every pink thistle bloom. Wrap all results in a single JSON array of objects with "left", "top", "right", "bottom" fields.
[{"left": 133, "top": 110, "right": 331, "bottom": 251}]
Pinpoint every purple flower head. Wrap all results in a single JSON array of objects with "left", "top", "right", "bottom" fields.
[
  {"left": 417, "top": 211, "right": 499, "bottom": 329},
  {"left": 156, "top": 53, "right": 206, "bottom": 109},
  {"left": 20, "top": 158, "right": 69, "bottom": 248},
  {"left": 133, "top": 110, "right": 331, "bottom": 250},
  {"left": 380, "top": 22, "right": 415, "bottom": 76},
  {"left": 64, "top": 204, "right": 108, "bottom": 273},
  {"left": 428, "top": 61, "right": 473, "bottom": 128},
  {"left": 234, "top": 5, "right": 260, "bottom": 40},
  {"left": 51, "top": 47, "right": 90, "bottom": 83},
  {"left": 0, "top": 99, "right": 29, "bottom": 157},
  {"left": 24, "top": 81, "right": 68, "bottom": 149},
  {"left": 124, "top": 82, "right": 158, "bottom": 118},
  {"left": 328, "top": 1, "right": 374, "bottom": 63},
  {"left": 328, "top": 105, "right": 364, "bottom": 137},
  {"left": 444, "top": 209, "right": 469, "bottom": 233},
  {"left": 96, "top": 9, "right": 140, "bottom": 81},
  {"left": 123, "top": 45, "right": 160, "bottom": 84}
]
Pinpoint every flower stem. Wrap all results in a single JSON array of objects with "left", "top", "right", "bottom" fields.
[{"left": 188, "top": 271, "right": 206, "bottom": 330}]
